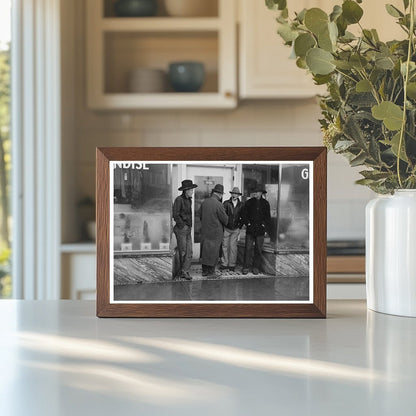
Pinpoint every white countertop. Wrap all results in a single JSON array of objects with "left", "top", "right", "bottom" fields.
[{"left": 0, "top": 300, "right": 415, "bottom": 415}]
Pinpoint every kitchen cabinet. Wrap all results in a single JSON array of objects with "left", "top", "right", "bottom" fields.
[
  {"left": 86, "top": 0, "right": 237, "bottom": 109},
  {"left": 238, "top": 0, "right": 325, "bottom": 99},
  {"left": 238, "top": 0, "right": 404, "bottom": 99},
  {"left": 327, "top": 256, "right": 365, "bottom": 283},
  {"left": 327, "top": 255, "right": 366, "bottom": 299},
  {"left": 61, "top": 245, "right": 96, "bottom": 300}
]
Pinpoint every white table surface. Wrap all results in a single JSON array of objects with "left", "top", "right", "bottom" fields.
[{"left": 0, "top": 300, "right": 415, "bottom": 416}]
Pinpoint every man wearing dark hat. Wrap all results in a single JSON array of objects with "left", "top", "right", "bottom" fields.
[
  {"left": 200, "top": 184, "right": 228, "bottom": 278},
  {"left": 172, "top": 179, "right": 198, "bottom": 280},
  {"left": 220, "top": 187, "right": 244, "bottom": 271},
  {"left": 241, "top": 184, "right": 273, "bottom": 275}
]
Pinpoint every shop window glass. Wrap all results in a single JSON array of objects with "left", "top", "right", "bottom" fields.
[{"left": 113, "top": 164, "right": 172, "bottom": 253}]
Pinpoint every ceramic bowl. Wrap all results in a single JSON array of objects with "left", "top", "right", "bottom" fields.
[
  {"left": 128, "top": 68, "right": 167, "bottom": 93},
  {"left": 168, "top": 62, "right": 205, "bottom": 92},
  {"left": 114, "top": 0, "right": 158, "bottom": 17}
]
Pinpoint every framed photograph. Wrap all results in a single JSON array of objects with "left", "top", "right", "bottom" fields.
[{"left": 96, "top": 147, "right": 327, "bottom": 317}]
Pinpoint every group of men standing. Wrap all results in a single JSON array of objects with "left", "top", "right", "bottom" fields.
[{"left": 172, "top": 179, "right": 273, "bottom": 280}]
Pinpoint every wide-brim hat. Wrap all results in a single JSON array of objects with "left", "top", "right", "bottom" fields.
[
  {"left": 178, "top": 179, "right": 198, "bottom": 191},
  {"left": 212, "top": 184, "right": 224, "bottom": 194},
  {"left": 230, "top": 187, "right": 242, "bottom": 195},
  {"left": 253, "top": 184, "right": 267, "bottom": 193}
]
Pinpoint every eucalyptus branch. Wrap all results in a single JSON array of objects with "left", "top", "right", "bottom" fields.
[
  {"left": 358, "top": 69, "right": 381, "bottom": 104},
  {"left": 390, "top": 79, "right": 398, "bottom": 101},
  {"left": 359, "top": 22, "right": 378, "bottom": 49},
  {"left": 355, "top": 37, "right": 363, "bottom": 54},
  {"left": 337, "top": 45, "right": 350, "bottom": 53},
  {"left": 398, "top": 24, "right": 410, "bottom": 35},
  {"left": 267, "top": 0, "right": 416, "bottom": 193},
  {"left": 334, "top": 68, "right": 359, "bottom": 84},
  {"left": 397, "top": 0, "right": 415, "bottom": 188},
  {"left": 404, "top": 128, "right": 416, "bottom": 140},
  {"left": 397, "top": 15, "right": 411, "bottom": 35},
  {"left": 393, "top": 85, "right": 404, "bottom": 103}
]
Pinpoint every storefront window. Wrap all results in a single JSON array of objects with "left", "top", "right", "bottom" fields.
[
  {"left": 242, "top": 163, "right": 310, "bottom": 252},
  {"left": 241, "top": 164, "right": 279, "bottom": 199},
  {"left": 278, "top": 164, "right": 309, "bottom": 251},
  {"left": 113, "top": 164, "right": 172, "bottom": 253}
]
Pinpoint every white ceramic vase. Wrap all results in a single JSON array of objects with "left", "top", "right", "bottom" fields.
[{"left": 366, "top": 190, "right": 416, "bottom": 317}]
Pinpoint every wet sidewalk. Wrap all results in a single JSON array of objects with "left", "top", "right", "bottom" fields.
[
  {"left": 178, "top": 264, "right": 272, "bottom": 281},
  {"left": 114, "top": 273, "right": 309, "bottom": 302}
]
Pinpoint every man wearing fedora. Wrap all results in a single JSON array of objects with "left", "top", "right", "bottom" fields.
[
  {"left": 172, "top": 179, "right": 198, "bottom": 280},
  {"left": 200, "top": 184, "right": 228, "bottom": 278},
  {"left": 220, "top": 187, "right": 244, "bottom": 272},
  {"left": 241, "top": 184, "right": 274, "bottom": 275}
]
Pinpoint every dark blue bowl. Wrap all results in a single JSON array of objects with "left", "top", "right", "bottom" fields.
[
  {"left": 114, "top": 0, "right": 157, "bottom": 17},
  {"left": 168, "top": 62, "right": 205, "bottom": 92}
]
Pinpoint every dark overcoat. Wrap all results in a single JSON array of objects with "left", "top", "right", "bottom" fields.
[
  {"left": 241, "top": 197, "right": 273, "bottom": 237},
  {"left": 200, "top": 194, "right": 228, "bottom": 266}
]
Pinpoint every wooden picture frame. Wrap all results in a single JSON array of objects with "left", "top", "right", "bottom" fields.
[{"left": 96, "top": 147, "right": 327, "bottom": 317}]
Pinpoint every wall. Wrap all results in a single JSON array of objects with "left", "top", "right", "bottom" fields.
[{"left": 61, "top": 0, "right": 374, "bottom": 243}]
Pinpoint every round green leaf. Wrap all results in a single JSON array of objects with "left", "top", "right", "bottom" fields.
[
  {"left": 339, "top": 31, "right": 356, "bottom": 43},
  {"left": 371, "top": 101, "right": 404, "bottom": 131},
  {"left": 362, "top": 29, "right": 376, "bottom": 46},
  {"left": 389, "top": 132, "right": 408, "bottom": 162},
  {"left": 313, "top": 74, "right": 332, "bottom": 85},
  {"left": 318, "top": 28, "right": 334, "bottom": 52},
  {"left": 330, "top": 5, "right": 342, "bottom": 22},
  {"left": 350, "top": 54, "right": 368, "bottom": 70},
  {"left": 294, "top": 33, "right": 316, "bottom": 58},
  {"left": 304, "top": 8, "right": 328, "bottom": 35},
  {"left": 371, "top": 29, "right": 380, "bottom": 42},
  {"left": 375, "top": 56, "right": 395, "bottom": 70},
  {"left": 296, "top": 57, "right": 308, "bottom": 69},
  {"left": 266, "top": 0, "right": 287, "bottom": 11},
  {"left": 342, "top": 0, "right": 363, "bottom": 24},
  {"left": 401, "top": 61, "right": 416, "bottom": 76},
  {"left": 277, "top": 23, "right": 298, "bottom": 43},
  {"left": 356, "top": 80, "right": 372, "bottom": 92},
  {"left": 305, "top": 48, "right": 335, "bottom": 75},
  {"left": 385, "top": 4, "right": 403, "bottom": 18},
  {"left": 333, "top": 60, "right": 352, "bottom": 70},
  {"left": 296, "top": 8, "right": 307, "bottom": 23},
  {"left": 407, "top": 82, "right": 416, "bottom": 99},
  {"left": 328, "top": 21, "right": 338, "bottom": 43},
  {"left": 336, "top": 15, "right": 348, "bottom": 36}
]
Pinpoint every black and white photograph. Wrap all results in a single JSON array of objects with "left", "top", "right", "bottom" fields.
[{"left": 109, "top": 160, "right": 313, "bottom": 303}]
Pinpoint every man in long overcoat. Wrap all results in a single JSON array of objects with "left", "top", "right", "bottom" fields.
[{"left": 200, "top": 184, "right": 228, "bottom": 277}]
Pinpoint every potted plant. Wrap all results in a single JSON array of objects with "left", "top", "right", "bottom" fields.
[{"left": 266, "top": 0, "right": 416, "bottom": 316}]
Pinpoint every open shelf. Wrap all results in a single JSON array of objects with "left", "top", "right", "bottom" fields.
[
  {"left": 101, "top": 17, "right": 221, "bottom": 31},
  {"left": 104, "top": 31, "right": 218, "bottom": 94},
  {"left": 86, "top": 0, "right": 236, "bottom": 109}
]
